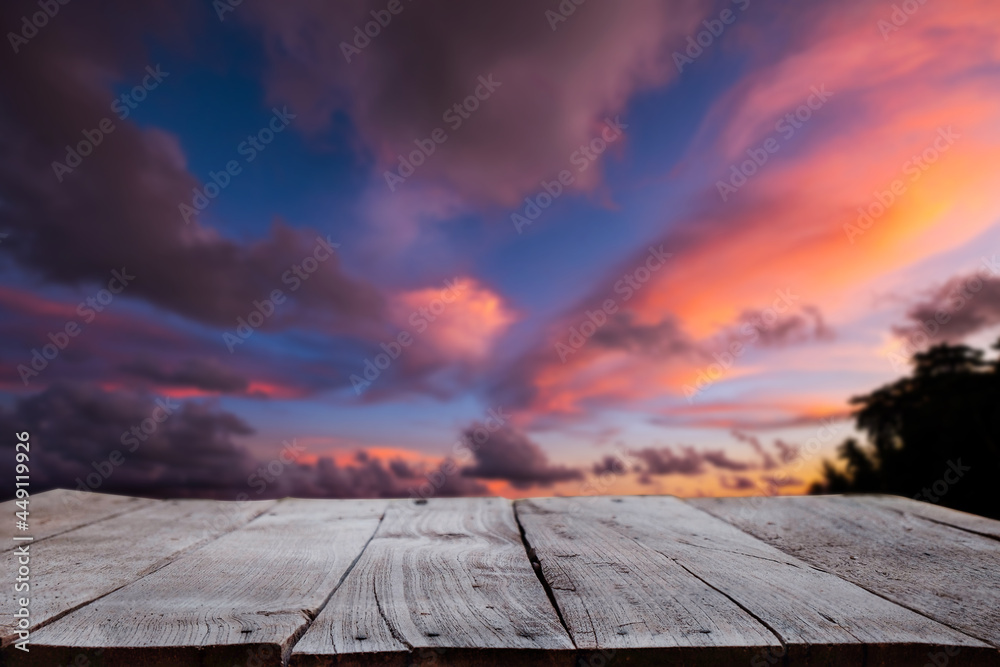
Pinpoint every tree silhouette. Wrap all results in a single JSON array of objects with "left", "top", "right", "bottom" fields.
[{"left": 811, "top": 338, "right": 1000, "bottom": 519}]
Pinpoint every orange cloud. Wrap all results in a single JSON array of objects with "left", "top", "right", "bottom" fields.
[{"left": 502, "top": 0, "right": 1000, "bottom": 422}]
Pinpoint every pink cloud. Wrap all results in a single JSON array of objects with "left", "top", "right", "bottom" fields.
[
  {"left": 389, "top": 277, "right": 516, "bottom": 361},
  {"left": 489, "top": 0, "right": 1000, "bottom": 422}
]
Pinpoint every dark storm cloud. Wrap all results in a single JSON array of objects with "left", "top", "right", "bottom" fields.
[
  {"left": 0, "top": 382, "right": 258, "bottom": 497},
  {"left": 630, "top": 446, "right": 705, "bottom": 476},
  {"left": 0, "top": 287, "right": 342, "bottom": 398},
  {"left": 119, "top": 358, "right": 250, "bottom": 393},
  {"left": 459, "top": 421, "right": 584, "bottom": 489},
  {"left": 0, "top": 0, "right": 384, "bottom": 333},
  {"left": 379, "top": 456, "right": 488, "bottom": 498},
  {"left": 734, "top": 304, "right": 834, "bottom": 347},
  {"left": 0, "top": 383, "right": 486, "bottom": 499},
  {"left": 703, "top": 449, "right": 754, "bottom": 471},
  {"left": 274, "top": 451, "right": 486, "bottom": 499},
  {"left": 592, "top": 454, "right": 629, "bottom": 476},
  {"left": 893, "top": 270, "right": 1000, "bottom": 342},
  {"left": 590, "top": 313, "right": 699, "bottom": 357},
  {"left": 719, "top": 475, "right": 756, "bottom": 491},
  {"left": 240, "top": 0, "right": 706, "bottom": 204},
  {"left": 630, "top": 445, "right": 757, "bottom": 477}
]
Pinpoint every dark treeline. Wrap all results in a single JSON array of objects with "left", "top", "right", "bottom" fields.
[{"left": 811, "top": 339, "right": 1000, "bottom": 520}]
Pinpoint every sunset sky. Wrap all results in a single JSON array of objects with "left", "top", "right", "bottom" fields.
[{"left": 2, "top": 0, "right": 1000, "bottom": 500}]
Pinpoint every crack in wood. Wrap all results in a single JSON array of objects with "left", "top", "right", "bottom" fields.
[{"left": 512, "top": 499, "right": 578, "bottom": 650}]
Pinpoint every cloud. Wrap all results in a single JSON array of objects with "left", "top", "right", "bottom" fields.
[
  {"left": 590, "top": 313, "right": 697, "bottom": 357},
  {"left": 0, "top": 287, "right": 327, "bottom": 399},
  {"left": 592, "top": 454, "right": 629, "bottom": 476},
  {"left": 487, "top": 0, "right": 1000, "bottom": 425},
  {"left": 733, "top": 305, "right": 834, "bottom": 347},
  {"left": 631, "top": 446, "right": 705, "bottom": 476},
  {"left": 0, "top": 272, "right": 519, "bottom": 404},
  {"left": 650, "top": 404, "right": 853, "bottom": 431},
  {"left": 761, "top": 474, "right": 803, "bottom": 489},
  {"left": 119, "top": 358, "right": 249, "bottom": 393},
  {"left": 0, "top": 7, "right": 521, "bottom": 402},
  {"left": 703, "top": 449, "right": 754, "bottom": 472},
  {"left": 0, "top": 0, "right": 384, "bottom": 334},
  {"left": 719, "top": 475, "right": 756, "bottom": 491},
  {"left": 490, "top": 297, "right": 837, "bottom": 421},
  {"left": 0, "top": 382, "right": 258, "bottom": 498},
  {"left": 388, "top": 278, "right": 516, "bottom": 361},
  {"left": 460, "top": 422, "right": 583, "bottom": 489},
  {"left": 893, "top": 273, "right": 1000, "bottom": 342},
  {"left": 239, "top": 0, "right": 706, "bottom": 205},
  {"left": 730, "top": 430, "right": 778, "bottom": 470},
  {"left": 343, "top": 276, "right": 518, "bottom": 402},
  {"left": 0, "top": 383, "right": 489, "bottom": 499},
  {"left": 385, "top": 455, "right": 489, "bottom": 498},
  {"left": 773, "top": 438, "right": 800, "bottom": 464},
  {"left": 279, "top": 450, "right": 487, "bottom": 499},
  {"left": 630, "top": 444, "right": 759, "bottom": 477}
]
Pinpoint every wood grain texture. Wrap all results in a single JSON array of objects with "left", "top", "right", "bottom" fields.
[
  {"left": 290, "top": 497, "right": 575, "bottom": 667},
  {"left": 5, "top": 492, "right": 999, "bottom": 666},
  {"left": 1, "top": 497, "right": 276, "bottom": 648},
  {"left": 523, "top": 496, "right": 994, "bottom": 666},
  {"left": 692, "top": 495, "right": 1000, "bottom": 650},
  {"left": 859, "top": 494, "right": 1000, "bottom": 542},
  {"left": 1, "top": 489, "right": 155, "bottom": 550},
  {"left": 516, "top": 497, "right": 780, "bottom": 663},
  {"left": 17, "top": 499, "right": 388, "bottom": 667}
]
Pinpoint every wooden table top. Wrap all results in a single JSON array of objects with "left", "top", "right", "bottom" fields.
[{"left": 3, "top": 490, "right": 999, "bottom": 666}]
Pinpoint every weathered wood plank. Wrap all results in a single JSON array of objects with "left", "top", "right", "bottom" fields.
[
  {"left": 17, "top": 499, "right": 388, "bottom": 667},
  {"left": 692, "top": 495, "right": 1000, "bottom": 649},
  {"left": 522, "top": 496, "right": 993, "bottom": 665},
  {"left": 290, "top": 497, "right": 574, "bottom": 667},
  {"left": 1, "top": 497, "right": 276, "bottom": 649},
  {"left": 860, "top": 495, "right": 1000, "bottom": 542},
  {"left": 1, "top": 489, "right": 155, "bottom": 550},
  {"left": 5, "top": 492, "right": 998, "bottom": 666},
  {"left": 516, "top": 497, "right": 780, "bottom": 662}
]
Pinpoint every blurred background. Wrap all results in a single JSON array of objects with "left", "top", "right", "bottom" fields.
[{"left": 1, "top": 0, "right": 998, "bottom": 517}]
